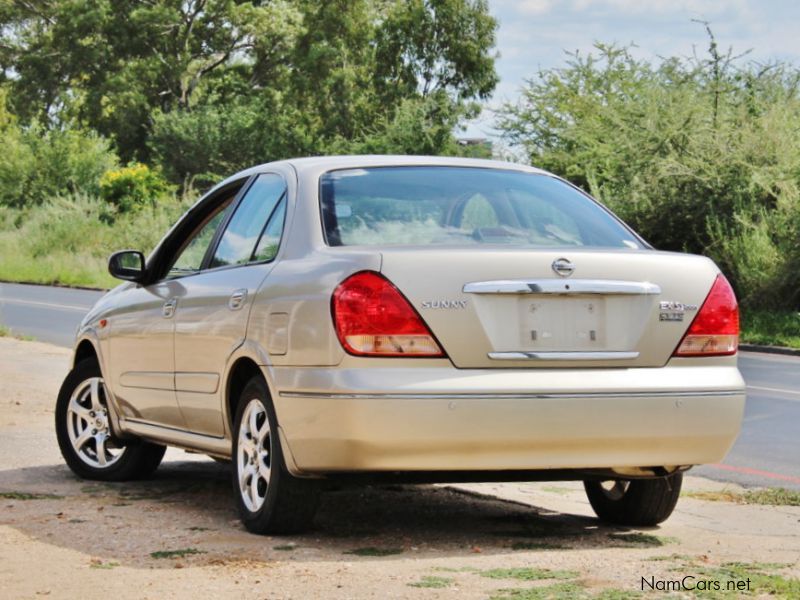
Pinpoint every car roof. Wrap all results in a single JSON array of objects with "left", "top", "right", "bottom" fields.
[{"left": 211, "top": 155, "right": 549, "bottom": 193}]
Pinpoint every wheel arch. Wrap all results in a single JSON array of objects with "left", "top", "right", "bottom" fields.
[
  {"left": 225, "top": 356, "right": 264, "bottom": 432},
  {"left": 221, "top": 346, "right": 304, "bottom": 476},
  {"left": 73, "top": 338, "right": 99, "bottom": 368}
]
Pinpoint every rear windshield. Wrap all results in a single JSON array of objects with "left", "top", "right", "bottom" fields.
[{"left": 320, "top": 167, "right": 643, "bottom": 249}]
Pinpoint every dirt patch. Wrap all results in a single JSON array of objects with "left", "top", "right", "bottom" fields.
[{"left": 0, "top": 337, "right": 798, "bottom": 599}]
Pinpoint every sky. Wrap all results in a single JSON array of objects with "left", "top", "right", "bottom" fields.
[{"left": 468, "top": 0, "right": 800, "bottom": 137}]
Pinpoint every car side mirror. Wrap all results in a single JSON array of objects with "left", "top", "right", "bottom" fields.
[{"left": 108, "top": 250, "right": 147, "bottom": 283}]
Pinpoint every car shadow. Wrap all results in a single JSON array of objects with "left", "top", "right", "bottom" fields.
[{"left": 0, "top": 459, "right": 670, "bottom": 569}]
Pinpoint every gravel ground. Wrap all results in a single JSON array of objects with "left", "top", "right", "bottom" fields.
[{"left": 0, "top": 337, "right": 798, "bottom": 599}]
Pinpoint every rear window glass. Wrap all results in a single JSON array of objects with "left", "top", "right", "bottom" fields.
[{"left": 320, "top": 167, "right": 642, "bottom": 249}]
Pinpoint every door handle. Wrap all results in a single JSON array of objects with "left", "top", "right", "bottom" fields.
[
  {"left": 162, "top": 298, "right": 177, "bottom": 318},
  {"left": 228, "top": 289, "right": 247, "bottom": 311}
]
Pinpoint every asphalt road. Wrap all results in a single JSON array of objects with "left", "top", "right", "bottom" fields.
[{"left": 1, "top": 281, "right": 798, "bottom": 491}]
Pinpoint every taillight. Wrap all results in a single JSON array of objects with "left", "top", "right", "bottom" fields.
[
  {"left": 673, "top": 274, "right": 739, "bottom": 357},
  {"left": 332, "top": 271, "right": 444, "bottom": 357}
]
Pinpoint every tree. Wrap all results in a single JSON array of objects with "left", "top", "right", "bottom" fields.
[
  {"left": 496, "top": 40, "right": 800, "bottom": 309},
  {"left": 2, "top": 1, "right": 498, "bottom": 182},
  {"left": 1, "top": 1, "right": 302, "bottom": 160}
]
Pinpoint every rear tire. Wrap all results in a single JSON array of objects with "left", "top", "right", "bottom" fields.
[
  {"left": 232, "top": 376, "right": 320, "bottom": 535},
  {"left": 584, "top": 473, "right": 683, "bottom": 526},
  {"left": 55, "top": 359, "right": 166, "bottom": 481}
]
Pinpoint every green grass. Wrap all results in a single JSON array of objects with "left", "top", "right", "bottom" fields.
[
  {"left": 684, "top": 487, "right": 800, "bottom": 506},
  {"left": 90, "top": 561, "right": 120, "bottom": 569},
  {"left": 645, "top": 553, "right": 693, "bottom": 562},
  {"left": 490, "top": 584, "right": 642, "bottom": 600},
  {"left": 594, "top": 591, "right": 642, "bottom": 600},
  {"left": 0, "top": 325, "right": 35, "bottom": 341},
  {"left": 607, "top": 533, "right": 678, "bottom": 547},
  {"left": 344, "top": 547, "right": 403, "bottom": 557},
  {"left": 510, "top": 541, "right": 567, "bottom": 551},
  {"left": 149, "top": 548, "right": 205, "bottom": 559},
  {"left": 408, "top": 576, "right": 454, "bottom": 588},
  {"left": 0, "top": 491, "right": 63, "bottom": 500},
  {"left": 651, "top": 556, "right": 798, "bottom": 599},
  {"left": 490, "top": 582, "right": 586, "bottom": 600},
  {"left": 740, "top": 309, "right": 800, "bottom": 349},
  {"left": 480, "top": 568, "right": 579, "bottom": 581},
  {"left": 689, "top": 561, "right": 799, "bottom": 598}
]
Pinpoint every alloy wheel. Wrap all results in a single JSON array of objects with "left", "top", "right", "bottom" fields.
[
  {"left": 66, "top": 377, "right": 126, "bottom": 468},
  {"left": 598, "top": 480, "right": 631, "bottom": 501},
  {"left": 237, "top": 398, "right": 272, "bottom": 512}
]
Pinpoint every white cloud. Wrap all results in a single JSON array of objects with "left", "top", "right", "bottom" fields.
[
  {"left": 464, "top": 0, "right": 800, "bottom": 140},
  {"left": 513, "top": 0, "right": 555, "bottom": 15}
]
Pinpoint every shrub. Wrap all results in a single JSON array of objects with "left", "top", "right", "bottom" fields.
[
  {"left": 99, "top": 163, "right": 173, "bottom": 213},
  {"left": 0, "top": 191, "right": 193, "bottom": 288},
  {"left": 498, "top": 37, "right": 800, "bottom": 310},
  {"left": 0, "top": 97, "right": 118, "bottom": 208}
]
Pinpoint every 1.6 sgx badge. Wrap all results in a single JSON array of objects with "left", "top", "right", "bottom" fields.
[{"left": 659, "top": 301, "right": 698, "bottom": 322}]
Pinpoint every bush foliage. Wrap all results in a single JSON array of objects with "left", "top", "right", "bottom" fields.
[
  {"left": 0, "top": 91, "right": 117, "bottom": 209},
  {"left": 99, "top": 163, "right": 173, "bottom": 214},
  {"left": 498, "top": 34, "right": 800, "bottom": 309}
]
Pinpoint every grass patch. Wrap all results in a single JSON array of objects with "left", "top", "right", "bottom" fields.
[
  {"left": 645, "top": 553, "right": 693, "bottom": 562},
  {"left": 408, "top": 576, "right": 454, "bottom": 588},
  {"left": 344, "top": 547, "right": 403, "bottom": 557},
  {"left": 690, "top": 561, "right": 800, "bottom": 598},
  {"left": 740, "top": 309, "right": 800, "bottom": 349},
  {"left": 0, "top": 491, "right": 63, "bottom": 500},
  {"left": 273, "top": 544, "right": 297, "bottom": 551},
  {"left": 490, "top": 584, "right": 643, "bottom": 600},
  {"left": 685, "top": 487, "right": 800, "bottom": 507},
  {"left": 90, "top": 560, "right": 120, "bottom": 569},
  {"left": 150, "top": 548, "right": 205, "bottom": 560},
  {"left": 607, "top": 533, "right": 677, "bottom": 547},
  {"left": 490, "top": 582, "right": 586, "bottom": 600},
  {"left": 510, "top": 541, "right": 567, "bottom": 551},
  {"left": 594, "top": 591, "right": 642, "bottom": 600},
  {"left": 481, "top": 568, "right": 579, "bottom": 581},
  {"left": 0, "top": 325, "right": 35, "bottom": 341}
]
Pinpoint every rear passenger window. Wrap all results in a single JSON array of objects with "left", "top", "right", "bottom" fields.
[{"left": 210, "top": 174, "right": 286, "bottom": 268}]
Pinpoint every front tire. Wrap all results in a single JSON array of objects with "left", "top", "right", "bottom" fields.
[
  {"left": 232, "top": 376, "right": 320, "bottom": 534},
  {"left": 55, "top": 359, "right": 166, "bottom": 481},
  {"left": 584, "top": 473, "right": 683, "bottom": 526}
]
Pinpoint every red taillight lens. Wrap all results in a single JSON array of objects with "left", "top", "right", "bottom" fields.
[
  {"left": 332, "top": 271, "right": 444, "bottom": 357},
  {"left": 673, "top": 274, "right": 739, "bottom": 357}
]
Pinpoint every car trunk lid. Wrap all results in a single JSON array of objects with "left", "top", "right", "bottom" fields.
[{"left": 379, "top": 248, "right": 719, "bottom": 368}]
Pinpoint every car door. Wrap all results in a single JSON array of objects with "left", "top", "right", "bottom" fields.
[
  {"left": 106, "top": 185, "right": 240, "bottom": 429},
  {"left": 173, "top": 173, "right": 289, "bottom": 437}
]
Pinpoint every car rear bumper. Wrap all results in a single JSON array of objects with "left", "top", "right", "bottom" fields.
[{"left": 267, "top": 363, "right": 745, "bottom": 475}]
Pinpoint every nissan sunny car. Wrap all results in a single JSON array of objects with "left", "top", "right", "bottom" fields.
[{"left": 55, "top": 156, "right": 745, "bottom": 534}]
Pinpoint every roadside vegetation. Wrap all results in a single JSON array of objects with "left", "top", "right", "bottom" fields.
[
  {"left": 740, "top": 310, "right": 800, "bottom": 349},
  {"left": 685, "top": 487, "right": 800, "bottom": 507},
  {"left": 0, "top": 325, "right": 35, "bottom": 341},
  {"left": 498, "top": 27, "right": 800, "bottom": 345},
  {"left": 0, "top": 6, "right": 798, "bottom": 344},
  {"left": 0, "top": 0, "right": 495, "bottom": 289}
]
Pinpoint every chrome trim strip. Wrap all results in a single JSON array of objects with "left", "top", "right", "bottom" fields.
[
  {"left": 488, "top": 351, "right": 640, "bottom": 361},
  {"left": 278, "top": 390, "right": 742, "bottom": 400},
  {"left": 463, "top": 279, "right": 661, "bottom": 295}
]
